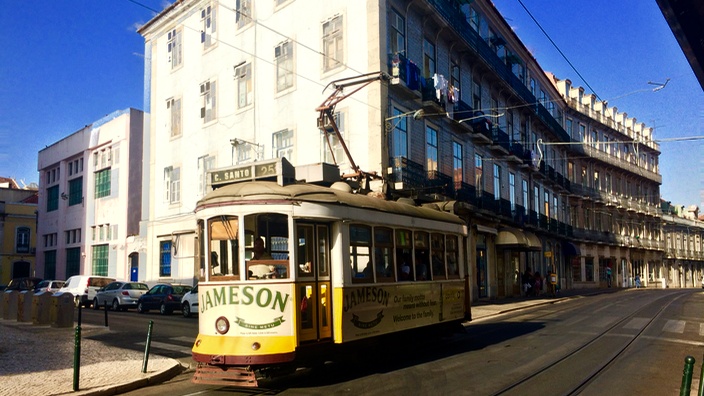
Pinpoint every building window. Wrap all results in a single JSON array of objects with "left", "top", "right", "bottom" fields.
[
  {"left": 68, "top": 158, "right": 83, "bottom": 176},
  {"left": 473, "top": 79, "right": 481, "bottom": 111},
  {"left": 544, "top": 191, "right": 550, "bottom": 217},
  {"left": 389, "top": 8, "right": 405, "bottom": 55},
  {"left": 452, "top": 142, "right": 463, "bottom": 187},
  {"left": 164, "top": 166, "right": 181, "bottom": 204},
  {"left": 390, "top": 107, "right": 407, "bottom": 158},
  {"left": 236, "top": 0, "right": 251, "bottom": 29},
  {"left": 44, "top": 250, "right": 57, "bottom": 279},
  {"left": 235, "top": 63, "right": 252, "bottom": 109},
  {"left": 16, "top": 227, "right": 30, "bottom": 254},
  {"left": 475, "top": 154, "right": 483, "bottom": 197},
  {"left": 451, "top": 61, "right": 460, "bottom": 99},
  {"left": 92, "top": 244, "right": 109, "bottom": 276},
  {"left": 422, "top": 38, "right": 435, "bottom": 78},
  {"left": 533, "top": 185, "right": 540, "bottom": 215},
  {"left": 200, "top": 79, "right": 217, "bottom": 122},
  {"left": 273, "top": 129, "right": 294, "bottom": 160},
  {"left": 201, "top": 3, "right": 217, "bottom": 49},
  {"left": 160, "top": 241, "right": 172, "bottom": 277},
  {"left": 66, "top": 247, "right": 80, "bottom": 277},
  {"left": 198, "top": 155, "right": 216, "bottom": 197},
  {"left": 552, "top": 196, "right": 558, "bottom": 220},
  {"left": 594, "top": 171, "right": 600, "bottom": 190},
  {"left": 95, "top": 169, "right": 111, "bottom": 199},
  {"left": 275, "top": 41, "right": 294, "bottom": 92},
  {"left": 426, "top": 126, "right": 438, "bottom": 173},
  {"left": 68, "top": 177, "right": 82, "bottom": 206},
  {"left": 47, "top": 185, "right": 59, "bottom": 212},
  {"left": 322, "top": 112, "right": 346, "bottom": 165},
  {"left": 167, "top": 27, "right": 182, "bottom": 69},
  {"left": 167, "top": 97, "right": 182, "bottom": 137},
  {"left": 522, "top": 179, "right": 529, "bottom": 214},
  {"left": 493, "top": 164, "right": 501, "bottom": 200},
  {"left": 509, "top": 172, "right": 516, "bottom": 210},
  {"left": 322, "top": 15, "right": 343, "bottom": 72}
]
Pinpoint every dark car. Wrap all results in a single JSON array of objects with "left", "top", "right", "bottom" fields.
[
  {"left": 5, "top": 277, "right": 43, "bottom": 292},
  {"left": 137, "top": 283, "right": 192, "bottom": 315}
]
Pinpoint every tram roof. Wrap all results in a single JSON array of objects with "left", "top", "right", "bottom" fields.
[{"left": 196, "top": 181, "right": 465, "bottom": 226}]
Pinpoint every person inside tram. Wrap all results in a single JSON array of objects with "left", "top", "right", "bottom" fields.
[
  {"left": 399, "top": 255, "right": 412, "bottom": 281},
  {"left": 252, "top": 237, "right": 272, "bottom": 260},
  {"left": 416, "top": 255, "right": 429, "bottom": 281}
]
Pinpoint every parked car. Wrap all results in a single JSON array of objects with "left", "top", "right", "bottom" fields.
[
  {"left": 93, "top": 281, "right": 150, "bottom": 311},
  {"left": 5, "top": 277, "right": 43, "bottom": 292},
  {"left": 137, "top": 284, "right": 193, "bottom": 315},
  {"left": 33, "top": 280, "right": 65, "bottom": 294},
  {"left": 181, "top": 284, "right": 199, "bottom": 317},
  {"left": 59, "top": 275, "right": 117, "bottom": 307}
]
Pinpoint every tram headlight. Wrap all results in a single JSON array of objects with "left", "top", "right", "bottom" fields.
[{"left": 215, "top": 316, "right": 230, "bottom": 334}]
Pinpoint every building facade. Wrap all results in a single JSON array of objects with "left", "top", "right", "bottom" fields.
[
  {"left": 136, "top": 0, "right": 666, "bottom": 298},
  {"left": 661, "top": 203, "right": 704, "bottom": 288},
  {"left": 35, "top": 109, "right": 145, "bottom": 282},
  {"left": 0, "top": 179, "right": 38, "bottom": 285}
]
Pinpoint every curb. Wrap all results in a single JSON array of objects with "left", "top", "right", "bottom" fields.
[{"left": 73, "top": 360, "right": 186, "bottom": 396}]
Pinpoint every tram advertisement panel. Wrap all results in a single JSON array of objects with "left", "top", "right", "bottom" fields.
[
  {"left": 338, "top": 282, "right": 465, "bottom": 342},
  {"left": 198, "top": 283, "right": 295, "bottom": 336}
]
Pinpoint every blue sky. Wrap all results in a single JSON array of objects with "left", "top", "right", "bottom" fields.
[{"left": 1, "top": 1, "right": 702, "bottom": 205}]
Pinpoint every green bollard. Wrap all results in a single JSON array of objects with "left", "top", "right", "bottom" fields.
[
  {"left": 73, "top": 325, "right": 81, "bottom": 391},
  {"left": 681, "top": 355, "right": 695, "bottom": 396},
  {"left": 142, "top": 320, "right": 154, "bottom": 373}
]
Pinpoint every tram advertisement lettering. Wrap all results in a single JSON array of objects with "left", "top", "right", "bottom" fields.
[
  {"left": 343, "top": 286, "right": 390, "bottom": 312},
  {"left": 200, "top": 285, "right": 290, "bottom": 314}
]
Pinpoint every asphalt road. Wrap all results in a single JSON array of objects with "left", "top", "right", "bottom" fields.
[{"left": 107, "top": 290, "right": 704, "bottom": 395}]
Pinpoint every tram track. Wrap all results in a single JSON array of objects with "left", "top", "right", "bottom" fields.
[{"left": 490, "top": 290, "right": 690, "bottom": 396}]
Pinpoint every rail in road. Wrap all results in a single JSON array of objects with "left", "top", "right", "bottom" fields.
[{"left": 490, "top": 290, "right": 691, "bottom": 396}]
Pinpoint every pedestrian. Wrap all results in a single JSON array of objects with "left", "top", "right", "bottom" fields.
[
  {"left": 522, "top": 267, "right": 533, "bottom": 296},
  {"left": 533, "top": 272, "right": 542, "bottom": 296},
  {"left": 635, "top": 274, "right": 641, "bottom": 288}
]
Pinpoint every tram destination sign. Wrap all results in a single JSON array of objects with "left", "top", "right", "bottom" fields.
[{"left": 209, "top": 157, "right": 295, "bottom": 188}]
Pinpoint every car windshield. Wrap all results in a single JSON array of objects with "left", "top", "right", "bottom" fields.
[{"left": 172, "top": 286, "right": 192, "bottom": 294}]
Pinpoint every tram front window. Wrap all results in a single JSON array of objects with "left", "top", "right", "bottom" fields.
[
  {"left": 245, "top": 213, "right": 290, "bottom": 279},
  {"left": 208, "top": 216, "right": 240, "bottom": 278}
]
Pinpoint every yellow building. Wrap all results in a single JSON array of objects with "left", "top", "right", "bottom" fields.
[{"left": 0, "top": 179, "right": 38, "bottom": 287}]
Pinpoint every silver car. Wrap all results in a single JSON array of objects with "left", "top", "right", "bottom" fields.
[{"left": 93, "top": 281, "right": 149, "bottom": 311}]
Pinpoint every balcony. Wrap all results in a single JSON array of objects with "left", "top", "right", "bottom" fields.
[
  {"left": 389, "top": 156, "right": 427, "bottom": 190},
  {"left": 388, "top": 53, "right": 422, "bottom": 100},
  {"left": 426, "top": 0, "right": 570, "bottom": 142},
  {"left": 499, "top": 198, "right": 512, "bottom": 218},
  {"left": 508, "top": 141, "right": 524, "bottom": 163},
  {"left": 421, "top": 77, "right": 445, "bottom": 112},
  {"left": 454, "top": 182, "right": 478, "bottom": 206},
  {"left": 478, "top": 192, "right": 497, "bottom": 212},
  {"left": 491, "top": 127, "right": 510, "bottom": 153},
  {"left": 427, "top": 170, "right": 453, "bottom": 196}
]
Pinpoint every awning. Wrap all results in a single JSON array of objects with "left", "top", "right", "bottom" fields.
[
  {"left": 496, "top": 228, "right": 527, "bottom": 247},
  {"left": 563, "top": 241, "right": 581, "bottom": 256},
  {"left": 524, "top": 231, "right": 542, "bottom": 251}
]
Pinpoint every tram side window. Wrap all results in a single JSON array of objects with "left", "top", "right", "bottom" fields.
[
  {"left": 447, "top": 235, "right": 460, "bottom": 278},
  {"left": 431, "top": 233, "right": 446, "bottom": 280},
  {"left": 208, "top": 216, "right": 240, "bottom": 278},
  {"left": 245, "top": 213, "right": 290, "bottom": 279},
  {"left": 374, "top": 227, "right": 394, "bottom": 282},
  {"left": 197, "top": 220, "right": 205, "bottom": 280},
  {"left": 396, "top": 229, "right": 412, "bottom": 281},
  {"left": 414, "top": 232, "right": 430, "bottom": 281},
  {"left": 350, "top": 225, "right": 372, "bottom": 283}
]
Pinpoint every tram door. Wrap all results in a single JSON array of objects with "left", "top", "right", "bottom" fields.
[{"left": 296, "top": 223, "right": 332, "bottom": 342}]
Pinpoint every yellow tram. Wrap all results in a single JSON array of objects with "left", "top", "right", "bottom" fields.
[{"left": 191, "top": 159, "right": 470, "bottom": 386}]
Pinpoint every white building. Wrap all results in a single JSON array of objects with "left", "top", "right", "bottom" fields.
[
  {"left": 138, "top": 0, "right": 384, "bottom": 285},
  {"left": 36, "top": 108, "right": 145, "bottom": 281}
]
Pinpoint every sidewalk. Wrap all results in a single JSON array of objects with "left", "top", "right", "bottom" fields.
[
  {"left": 0, "top": 319, "right": 184, "bottom": 396},
  {"left": 0, "top": 287, "right": 616, "bottom": 395},
  {"left": 470, "top": 287, "right": 617, "bottom": 321}
]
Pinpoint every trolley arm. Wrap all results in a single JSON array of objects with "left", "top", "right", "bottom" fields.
[{"left": 316, "top": 72, "right": 391, "bottom": 180}]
